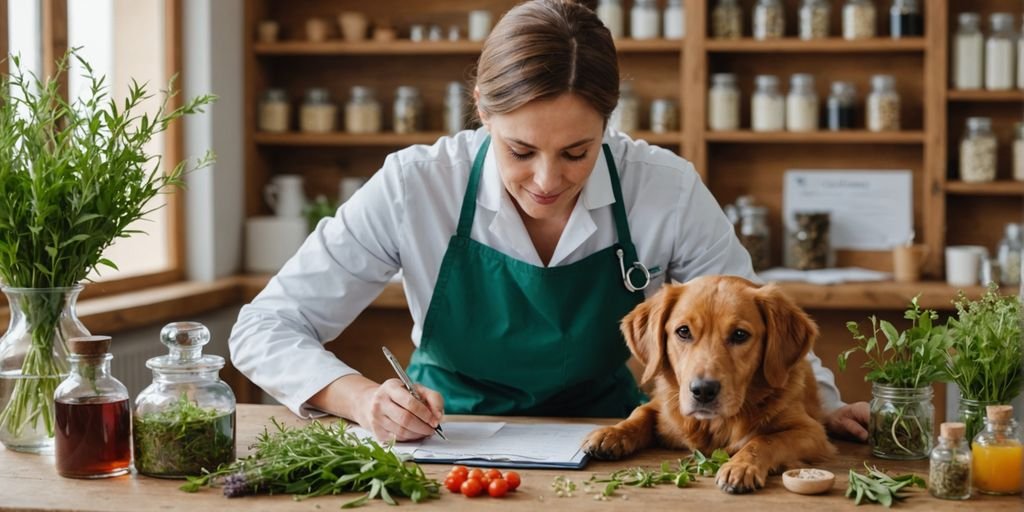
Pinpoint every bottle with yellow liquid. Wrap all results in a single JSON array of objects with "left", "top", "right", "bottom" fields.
[{"left": 971, "top": 405, "right": 1023, "bottom": 495}]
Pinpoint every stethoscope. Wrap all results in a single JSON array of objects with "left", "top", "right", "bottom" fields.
[{"left": 616, "top": 248, "right": 650, "bottom": 293}]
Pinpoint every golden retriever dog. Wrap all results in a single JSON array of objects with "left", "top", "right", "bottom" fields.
[{"left": 583, "top": 275, "right": 836, "bottom": 494}]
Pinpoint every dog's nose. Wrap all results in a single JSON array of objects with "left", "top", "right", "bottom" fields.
[{"left": 689, "top": 379, "right": 721, "bottom": 404}]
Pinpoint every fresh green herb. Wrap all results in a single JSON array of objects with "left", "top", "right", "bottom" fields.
[
  {"left": 845, "top": 463, "right": 925, "bottom": 507},
  {"left": 134, "top": 395, "right": 235, "bottom": 477},
  {"left": 0, "top": 48, "right": 214, "bottom": 441},
  {"left": 587, "top": 449, "right": 730, "bottom": 497},
  {"left": 550, "top": 475, "right": 578, "bottom": 497},
  {"left": 180, "top": 418, "right": 440, "bottom": 508},
  {"left": 946, "top": 285, "right": 1023, "bottom": 439},
  {"left": 304, "top": 195, "right": 339, "bottom": 233}
]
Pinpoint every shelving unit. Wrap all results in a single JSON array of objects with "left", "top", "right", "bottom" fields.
[{"left": 705, "top": 37, "right": 927, "bottom": 53}]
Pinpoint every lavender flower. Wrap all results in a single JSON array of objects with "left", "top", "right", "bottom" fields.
[{"left": 220, "top": 472, "right": 254, "bottom": 498}]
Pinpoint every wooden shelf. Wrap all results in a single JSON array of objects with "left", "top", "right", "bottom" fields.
[
  {"left": 947, "top": 89, "right": 1024, "bottom": 102},
  {"left": 254, "top": 131, "right": 449, "bottom": 147},
  {"left": 705, "top": 37, "right": 927, "bottom": 53},
  {"left": 704, "top": 130, "right": 926, "bottom": 144},
  {"left": 254, "top": 38, "right": 681, "bottom": 56},
  {"left": 628, "top": 131, "right": 683, "bottom": 145},
  {"left": 945, "top": 181, "right": 1024, "bottom": 196}
]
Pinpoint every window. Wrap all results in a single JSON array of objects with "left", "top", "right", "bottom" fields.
[{"left": 6, "top": 0, "right": 183, "bottom": 291}]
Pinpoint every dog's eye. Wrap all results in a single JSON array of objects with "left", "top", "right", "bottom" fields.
[
  {"left": 676, "top": 326, "right": 692, "bottom": 341},
  {"left": 729, "top": 329, "right": 751, "bottom": 344}
]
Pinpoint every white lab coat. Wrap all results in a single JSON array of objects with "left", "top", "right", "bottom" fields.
[{"left": 229, "top": 128, "right": 845, "bottom": 417}]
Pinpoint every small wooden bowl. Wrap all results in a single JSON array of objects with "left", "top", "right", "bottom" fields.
[{"left": 782, "top": 468, "right": 835, "bottom": 495}]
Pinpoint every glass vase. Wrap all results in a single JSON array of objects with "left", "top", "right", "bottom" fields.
[
  {"left": 0, "top": 285, "right": 89, "bottom": 453},
  {"left": 959, "top": 397, "right": 998, "bottom": 443},
  {"left": 869, "top": 383, "right": 934, "bottom": 460}
]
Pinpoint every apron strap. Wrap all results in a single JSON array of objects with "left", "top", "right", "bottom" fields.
[
  {"left": 455, "top": 136, "right": 491, "bottom": 238},
  {"left": 602, "top": 144, "right": 641, "bottom": 267}
]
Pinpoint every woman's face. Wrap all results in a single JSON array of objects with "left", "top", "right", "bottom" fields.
[{"left": 480, "top": 93, "right": 605, "bottom": 223}]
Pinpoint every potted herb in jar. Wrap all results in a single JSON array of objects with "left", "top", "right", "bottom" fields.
[
  {"left": 0, "top": 51, "right": 214, "bottom": 453},
  {"left": 946, "top": 285, "right": 1023, "bottom": 441},
  {"left": 839, "top": 297, "right": 951, "bottom": 460}
]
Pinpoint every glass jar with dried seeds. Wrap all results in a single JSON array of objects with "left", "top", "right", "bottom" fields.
[
  {"left": 393, "top": 86, "right": 423, "bottom": 134},
  {"left": 959, "top": 117, "right": 997, "bottom": 183},
  {"left": 867, "top": 74, "right": 899, "bottom": 131},
  {"left": 842, "top": 0, "right": 876, "bottom": 40},
  {"left": 753, "top": 0, "right": 785, "bottom": 40},
  {"left": 929, "top": 422, "right": 972, "bottom": 500},
  {"left": 790, "top": 211, "right": 831, "bottom": 270},
  {"left": 799, "top": 0, "right": 831, "bottom": 40},
  {"left": 712, "top": 0, "right": 743, "bottom": 39}
]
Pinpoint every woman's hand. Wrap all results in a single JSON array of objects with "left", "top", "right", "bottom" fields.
[
  {"left": 356, "top": 378, "right": 445, "bottom": 442},
  {"left": 824, "top": 401, "right": 869, "bottom": 442}
]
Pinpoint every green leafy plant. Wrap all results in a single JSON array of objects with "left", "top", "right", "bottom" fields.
[
  {"left": 845, "top": 463, "right": 925, "bottom": 507},
  {"left": 839, "top": 297, "right": 950, "bottom": 458},
  {"left": 945, "top": 285, "right": 1024, "bottom": 439},
  {"left": 134, "top": 395, "right": 235, "bottom": 477},
  {"left": 304, "top": 194, "right": 338, "bottom": 233},
  {"left": 587, "top": 449, "right": 730, "bottom": 498},
  {"left": 181, "top": 418, "right": 440, "bottom": 508},
  {"left": 0, "top": 49, "right": 214, "bottom": 441}
]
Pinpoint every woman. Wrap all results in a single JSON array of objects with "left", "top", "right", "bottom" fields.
[{"left": 229, "top": 0, "right": 868, "bottom": 443}]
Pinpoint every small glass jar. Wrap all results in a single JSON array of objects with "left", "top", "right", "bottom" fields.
[
  {"left": 740, "top": 206, "right": 771, "bottom": 271},
  {"left": 54, "top": 336, "right": 131, "bottom": 479},
  {"left": 971, "top": 405, "right": 1023, "bottom": 495},
  {"left": 1018, "top": 14, "right": 1024, "bottom": 90},
  {"left": 842, "top": 0, "right": 877, "bottom": 40},
  {"left": 997, "top": 223, "right": 1022, "bottom": 287},
  {"left": 712, "top": 0, "right": 743, "bottom": 39},
  {"left": 786, "top": 73, "right": 819, "bottom": 132},
  {"left": 790, "top": 211, "right": 831, "bottom": 270},
  {"left": 930, "top": 422, "right": 972, "bottom": 500},
  {"left": 869, "top": 383, "right": 934, "bottom": 460},
  {"left": 985, "top": 13, "right": 1017, "bottom": 91},
  {"left": 1014, "top": 122, "right": 1024, "bottom": 181},
  {"left": 708, "top": 73, "right": 740, "bottom": 131},
  {"left": 597, "top": 0, "right": 624, "bottom": 39},
  {"left": 650, "top": 98, "right": 678, "bottom": 133},
  {"left": 959, "top": 117, "right": 997, "bottom": 183},
  {"left": 631, "top": 0, "right": 660, "bottom": 40},
  {"left": 827, "top": 80, "right": 856, "bottom": 131},
  {"left": 752, "top": 74, "right": 785, "bottom": 132},
  {"left": 889, "top": 0, "right": 921, "bottom": 39},
  {"left": 299, "top": 88, "right": 337, "bottom": 133},
  {"left": 663, "top": 0, "right": 685, "bottom": 40},
  {"left": 799, "top": 0, "right": 831, "bottom": 40},
  {"left": 867, "top": 74, "right": 900, "bottom": 132},
  {"left": 959, "top": 398, "right": 999, "bottom": 446},
  {"left": 952, "top": 13, "right": 984, "bottom": 90},
  {"left": 444, "top": 82, "right": 466, "bottom": 135},
  {"left": 393, "top": 86, "right": 423, "bottom": 134},
  {"left": 134, "top": 322, "right": 236, "bottom": 478},
  {"left": 258, "top": 88, "right": 290, "bottom": 133},
  {"left": 345, "top": 86, "right": 382, "bottom": 134},
  {"left": 468, "top": 10, "right": 493, "bottom": 42},
  {"left": 610, "top": 81, "right": 640, "bottom": 133},
  {"left": 753, "top": 0, "right": 785, "bottom": 40}
]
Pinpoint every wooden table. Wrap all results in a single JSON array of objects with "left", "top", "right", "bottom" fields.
[{"left": 1, "top": 404, "right": 1020, "bottom": 511}]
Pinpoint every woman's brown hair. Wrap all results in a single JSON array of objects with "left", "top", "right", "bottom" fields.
[{"left": 475, "top": 0, "right": 619, "bottom": 120}]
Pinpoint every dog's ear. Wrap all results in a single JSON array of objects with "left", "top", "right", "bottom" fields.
[
  {"left": 621, "top": 286, "right": 681, "bottom": 386},
  {"left": 755, "top": 284, "right": 819, "bottom": 388}
]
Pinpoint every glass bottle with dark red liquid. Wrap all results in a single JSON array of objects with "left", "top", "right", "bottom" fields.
[{"left": 54, "top": 335, "right": 131, "bottom": 478}]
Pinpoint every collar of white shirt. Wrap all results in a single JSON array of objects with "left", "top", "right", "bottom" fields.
[{"left": 476, "top": 136, "right": 616, "bottom": 267}]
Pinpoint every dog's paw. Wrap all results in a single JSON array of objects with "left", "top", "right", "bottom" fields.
[
  {"left": 715, "top": 460, "right": 767, "bottom": 494},
  {"left": 582, "top": 426, "right": 640, "bottom": 460}
]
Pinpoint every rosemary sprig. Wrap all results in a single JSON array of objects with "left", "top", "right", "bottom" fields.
[
  {"left": 587, "top": 449, "right": 730, "bottom": 497},
  {"left": 845, "top": 463, "right": 925, "bottom": 507},
  {"left": 180, "top": 418, "right": 440, "bottom": 508}
]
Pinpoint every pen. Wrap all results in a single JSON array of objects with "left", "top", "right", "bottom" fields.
[{"left": 381, "top": 346, "right": 447, "bottom": 440}]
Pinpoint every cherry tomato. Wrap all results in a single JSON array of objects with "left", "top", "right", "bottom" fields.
[
  {"left": 444, "top": 476, "right": 464, "bottom": 493},
  {"left": 505, "top": 471, "right": 521, "bottom": 491},
  {"left": 461, "top": 478, "right": 484, "bottom": 497},
  {"left": 449, "top": 465, "right": 469, "bottom": 480},
  {"left": 467, "top": 468, "right": 485, "bottom": 481},
  {"left": 484, "top": 469, "right": 503, "bottom": 481},
  {"left": 488, "top": 478, "right": 510, "bottom": 498}
]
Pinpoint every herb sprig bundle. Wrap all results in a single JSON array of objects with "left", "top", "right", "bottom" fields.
[
  {"left": 181, "top": 418, "right": 440, "bottom": 508},
  {"left": 587, "top": 449, "right": 730, "bottom": 497},
  {"left": 845, "top": 464, "right": 925, "bottom": 507}
]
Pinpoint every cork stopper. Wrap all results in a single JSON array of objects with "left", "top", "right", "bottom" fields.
[
  {"left": 986, "top": 405, "right": 1014, "bottom": 423},
  {"left": 68, "top": 335, "right": 112, "bottom": 357},
  {"left": 940, "top": 422, "right": 966, "bottom": 441}
]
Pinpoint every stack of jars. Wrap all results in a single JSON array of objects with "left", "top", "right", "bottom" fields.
[
  {"left": 709, "top": 0, "right": 923, "bottom": 40},
  {"left": 610, "top": 82, "right": 679, "bottom": 134},
  {"left": 951, "top": 12, "right": 1023, "bottom": 91},
  {"left": 707, "top": 72, "right": 901, "bottom": 133}
]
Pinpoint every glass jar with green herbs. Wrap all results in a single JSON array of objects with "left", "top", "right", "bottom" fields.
[
  {"left": 869, "top": 383, "right": 933, "bottom": 460},
  {"left": 929, "top": 422, "right": 971, "bottom": 500},
  {"left": 133, "top": 322, "right": 236, "bottom": 478}
]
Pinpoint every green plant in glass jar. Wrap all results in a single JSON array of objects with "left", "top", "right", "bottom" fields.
[
  {"left": 839, "top": 297, "right": 951, "bottom": 460},
  {"left": 0, "top": 50, "right": 214, "bottom": 453},
  {"left": 945, "top": 285, "right": 1023, "bottom": 441}
]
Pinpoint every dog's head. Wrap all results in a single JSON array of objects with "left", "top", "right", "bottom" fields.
[{"left": 621, "top": 275, "right": 818, "bottom": 420}]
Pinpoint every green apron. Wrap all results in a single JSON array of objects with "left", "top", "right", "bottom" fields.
[{"left": 407, "top": 137, "right": 646, "bottom": 418}]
